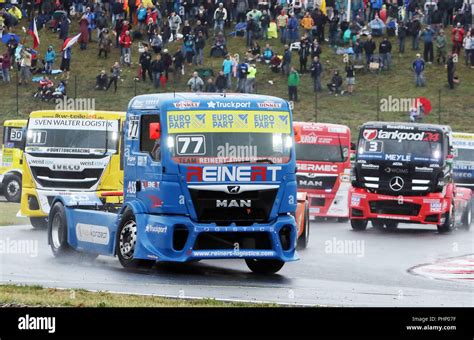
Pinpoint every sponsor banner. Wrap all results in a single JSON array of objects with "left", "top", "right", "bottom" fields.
[
  {"left": 1, "top": 149, "right": 13, "bottom": 167},
  {"left": 29, "top": 118, "right": 118, "bottom": 131},
  {"left": 186, "top": 165, "right": 281, "bottom": 183},
  {"left": 76, "top": 223, "right": 110, "bottom": 245},
  {"left": 191, "top": 249, "right": 276, "bottom": 258},
  {"left": 362, "top": 129, "right": 440, "bottom": 143},
  {"left": 167, "top": 111, "right": 291, "bottom": 134},
  {"left": 173, "top": 156, "right": 288, "bottom": 164},
  {"left": 297, "top": 163, "right": 339, "bottom": 172},
  {"left": 26, "top": 154, "right": 110, "bottom": 170}
]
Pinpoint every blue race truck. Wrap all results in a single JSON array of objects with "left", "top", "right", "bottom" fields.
[{"left": 47, "top": 93, "right": 300, "bottom": 273}]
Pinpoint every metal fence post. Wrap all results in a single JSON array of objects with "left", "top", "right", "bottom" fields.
[
  {"left": 314, "top": 91, "right": 318, "bottom": 122},
  {"left": 376, "top": 84, "right": 380, "bottom": 121},
  {"left": 134, "top": 81, "right": 137, "bottom": 96},
  {"left": 438, "top": 89, "right": 441, "bottom": 124},
  {"left": 16, "top": 70, "right": 19, "bottom": 116},
  {"left": 74, "top": 75, "right": 77, "bottom": 99}
]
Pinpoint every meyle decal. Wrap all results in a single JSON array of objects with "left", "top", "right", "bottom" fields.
[
  {"left": 216, "top": 199, "right": 251, "bottom": 208},
  {"left": 297, "top": 163, "right": 338, "bottom": 172},
  {"left": 145, "top": 224, "right": 168, "bottom": 233},
  {"left": 385, "top": 154, "right": 411, "bottom": 162},
  {"left": 173, "top": 101, "right": 200, "bottom": 109},
  {"left": 186, "top": 166, "right": 281, "bottom": 182},
  {"left": 76, "top": 223, "right": 110, "bottom": 245},
  {"left": 257, "top": 101, "right": 282, "bottom": 109}
]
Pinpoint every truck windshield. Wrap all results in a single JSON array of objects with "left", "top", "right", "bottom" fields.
[
  {"left": 455, "top": 148, "right": 474, "bottom": 162},
  {"left": 25, "top": 118, "right": 119, "bottom": 155},
  {"left": 296, "top": 143, "right": 348, "bottom": 162},
  {"left": 358, "top": 128, "right": 444, "bottom": 163},
  {"left": 166, "top": 110, "right": 292, "bottom": 164}
]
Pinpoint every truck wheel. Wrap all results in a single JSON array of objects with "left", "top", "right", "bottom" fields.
[
  {"left": 3, "top": 174, "right": 21, "bottom": 202},
  {"left": 30, "top": 217, "right": 48, "bottom": 229},
  {"left": 437, "top": 202, "right": 455, "bottom": 233},
  {"left": 48, "top": 202, "right": 74, "bottom": 256},
  {"left": 245, "top": 259, "right": 285, "bottom": 274},
  {"left": 371, "top": 220, "right": 385, "bottom": 230},
  {"left": 116, "top": 210, "right": 154, "bottom": 269},
  {"left": 461, "top": 200, "right": 472, "bottom": 230},
  {"left": 297, "top": 201, "right": 310, "bottom": 249},
  {"left": 351, "top": 219, "right": 368, "bottom": 231},
  {"left": 385, "top": 221, "right": 399, "bottom": 230}
]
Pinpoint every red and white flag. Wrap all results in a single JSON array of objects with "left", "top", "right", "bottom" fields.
[
  {"left": 62, "top": 33, "right": 82, "bottom": 50},
  {"left": 28, "top": 18, "right": 40, "bottom": 49}
]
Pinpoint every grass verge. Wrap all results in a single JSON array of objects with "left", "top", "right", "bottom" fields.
[{"left": 0, "top": 202, "right": 28, "bottom": 226}]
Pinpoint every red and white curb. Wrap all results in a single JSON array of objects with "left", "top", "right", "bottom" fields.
[{"left": 410, "top": 255, "right": 474, "bottom": 282}]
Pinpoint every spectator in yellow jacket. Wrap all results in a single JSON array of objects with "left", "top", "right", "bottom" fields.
[{"left": 300, "top": 12, "right": 314, "bottom": 37}]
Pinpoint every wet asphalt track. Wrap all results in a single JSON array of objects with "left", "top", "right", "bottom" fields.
[{"left": 1, "top": 220, "right": 473, "bottom": 307}]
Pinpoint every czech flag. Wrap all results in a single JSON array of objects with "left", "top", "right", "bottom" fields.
[
  {"left": 28, "top": 18, "right": 40, "bottom": 49},
  {"left": 62, "top": 33, "right": 82, "bottom": 50}
]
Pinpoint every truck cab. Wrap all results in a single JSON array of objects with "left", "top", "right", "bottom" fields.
[
  {"left": 294, "top": 122, "right": 351, "bottom": 221},
  {"left": 0, "top": 120, "right": 27, "bottom": 202},
  {"left": 21, "top": 111, "right": 125, "bottom": 228},
  {"left": 48, "top": 94, "right": 300, "bottom": 274},
  {"left": 350, "top": 122, "right": 457, "bottom": 233},
  {"left": 452, "top": 132, "right": 474, "bottom": 190}
]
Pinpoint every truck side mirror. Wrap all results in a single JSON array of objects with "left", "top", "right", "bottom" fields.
[
  {"left": 293, "top": 127, "right": 301, "bottom": 142},
  {"left": 149, "top": 122, "right": 161, "bottom": 140}
]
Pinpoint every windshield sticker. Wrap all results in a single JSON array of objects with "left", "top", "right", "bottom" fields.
[
  {"left": 29, "top": 118, "right": 118, "bottom": 131},
  {"left": 167, "top": 111, "right": 291, "bottom": 134}
]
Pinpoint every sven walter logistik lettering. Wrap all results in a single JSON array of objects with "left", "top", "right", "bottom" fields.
[{"left": 18, "top": 314, "right": 56, "bottom": 333}]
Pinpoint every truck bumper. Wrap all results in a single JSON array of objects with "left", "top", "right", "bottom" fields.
[
  {"left": 133, "top": 214, "right": 299, "bottom": 262},
  {"left": 349, "top": 188, "right": 452, "bottom": 225}
]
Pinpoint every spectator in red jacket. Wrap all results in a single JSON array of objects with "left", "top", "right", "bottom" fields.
[
  {"left": 452, "top": 22, "right": 465, "bottom": 55},
  {"left": 119, "top": 30, "right": 132, "bottom": 66}
]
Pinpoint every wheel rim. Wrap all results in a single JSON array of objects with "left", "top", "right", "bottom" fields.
[
  {"left": 120, "top": 220, "right": 137, "bottom": 260},
  {"left": 51, "top": 214, "right": 61, "bottom": 249},
  {"left": 6, "top": 180, "right": 20, "bottom": 197}
]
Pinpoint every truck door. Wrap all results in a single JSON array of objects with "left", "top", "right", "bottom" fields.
[{"left": 136, "top": 114, "right": 163, "bottom": 212}]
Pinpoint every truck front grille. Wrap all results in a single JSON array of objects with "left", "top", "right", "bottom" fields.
[
  {"left": 297, "top": 174, "right": 337, "bottom": 190},
  {"left": 189, "top": 188, "right": 277, "bottom": 225},
  {"left": 369, "top": 200, "right": 421, "bottom": 216},
  {"left": 30, "top": 167, "right": 103, "bottom": 189}
]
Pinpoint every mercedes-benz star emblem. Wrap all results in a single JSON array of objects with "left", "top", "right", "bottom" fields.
[{"left": 389, "top": 176, "right": 404, "bottom": 191}]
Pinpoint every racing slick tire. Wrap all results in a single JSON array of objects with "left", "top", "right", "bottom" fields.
[
  {"left": 3, "top": 174, "right": 21, "bottom": 202},
  {"left": 116, "top": 209, "right": 154, "bottom": 269},
  {"left": 245, "top": 259, "right": 285, "bottom": 274},
  {"left": 437, "top": 202, "right": 455, "bottom": 233},
  {"left": 30, "top": 217, "right": 49, "bottom": 229},
  {"left": 350, "top": 219, "right": 368, "bottom": 231},
  {"left": 385, "top": 221, "right": 399, "bottom": 230},
  {"left": 48, "top": 202, "right": 98, "bottom": 260},
  {"left": 48, "top": 202, "right": 74, "bottom": 257},
  {"left": 371, "top": 220, "right": 385, "bottom": 230},
  {"left": 461, "top": 200, "right": 472, "bottom": 230},
  {"left": 297, "top": 201, "right": 310, "bottom": 249}
]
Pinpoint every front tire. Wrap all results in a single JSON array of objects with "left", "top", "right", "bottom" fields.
[
  {"left": 437, "top": 202, "right": 455, "bottom": 233},
  {"left": 372, "top": 220, "right": 385, "bottom": 230},
  {"left": 3, "top": 174, "right": 21, "bottom": 202},
  {"left": 351, "top": 219, "right": 368, "bottom": 231},
  {"left": 30, "top": 217, "right": 48, "bottom": 229},
  {"left": 245, "top": 259, "right": 285, "bottom": 274},
  {"left": 116, "top": 209, "right": 154, "bottom": 269},
  {"left": 48, "top": 202, "right": 74, "bottom": 256},
  {"left": 297, "top": 201, "right": 310, "bottom": 249}
]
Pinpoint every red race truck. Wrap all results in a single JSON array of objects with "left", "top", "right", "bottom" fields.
[{"left": 294, "top": 122, "right": 352, "bottom": 222}]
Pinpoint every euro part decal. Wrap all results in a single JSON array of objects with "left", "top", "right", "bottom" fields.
[
  {"left": 186, "top": 166, "right": 282, "bottom": 182},
  {"left": 167, "top": 111, "right": 291, "bottom": 134}
]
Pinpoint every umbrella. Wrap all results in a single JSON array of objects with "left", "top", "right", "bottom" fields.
[
  {"left": 416, "top": 97, "right": 432, "bottom": 115},
  {"left": 1, "top": 33, "right": 20, "bottom": 45},
  {"left": 53, "top": 10, "right": 67, "bottom": 20}
]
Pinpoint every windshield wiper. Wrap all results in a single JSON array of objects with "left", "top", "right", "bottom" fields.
[{"left": 222, "top": 158, "right": 275, "bottom": 164}]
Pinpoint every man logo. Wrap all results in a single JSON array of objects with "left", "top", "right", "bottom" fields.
[
  {"left": 389, "top": 176, "right": 404, "bottom": 191},
  {"left": 227, "top": 186, "right": 241, "bottom": 194},
  {"left": 363, "top": 129, "right": 378, "bottom": 141}
]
